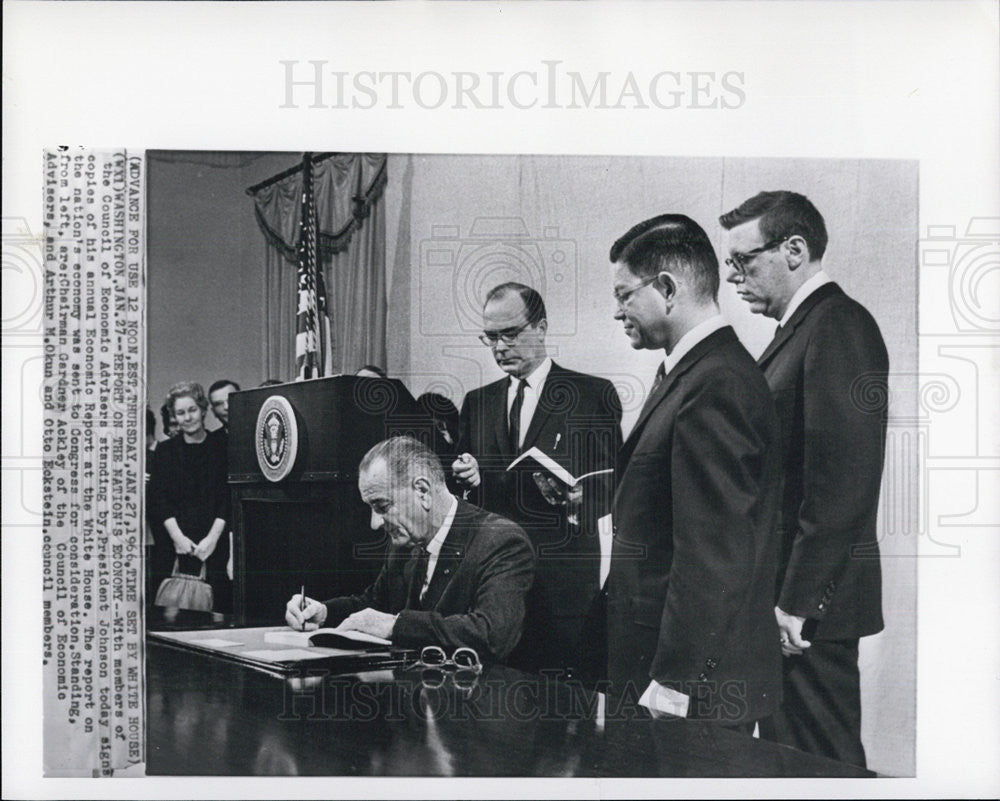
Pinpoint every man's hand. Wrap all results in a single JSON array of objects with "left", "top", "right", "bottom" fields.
[
  {"left": 532, "top": 474, "right": 583, "bottom": 506},
  {"left": 285, "top": 594, "right": 328, "bottom": 631},
  {"left": 451, "top": 453, "right": 481, "bottom": 488},
  {"left": 338, "top": 607, "right": 397, "bottom": 640},
  {"left": 532, "top": 474, "right": 584, "bottom": 526},
  {"left": 775, "top": 605, "right": 811, "bottom": 656}
]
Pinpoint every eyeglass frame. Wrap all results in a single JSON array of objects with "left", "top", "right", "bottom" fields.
[
  {"left": 612, "top": 275, "right": 660, "bottom": 308},
  {"left": 724, "top": 236, "right": 789, "bottom": 275},
  {"left": 478, "top": 320, "right": 535, "bottom": 347},
  {"left": 418, "top": 667, "right": 482, "bottom": 695},
  {"left": 411, "top": 645, "right": 483, "bottom": 673}
]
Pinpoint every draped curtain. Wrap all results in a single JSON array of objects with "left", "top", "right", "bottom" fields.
[
  {"left": 251, "top": 153, "right": 388, "bottom": 380},
  {"left": 262, "top": 244, "right": 296, "bottom": 381}
]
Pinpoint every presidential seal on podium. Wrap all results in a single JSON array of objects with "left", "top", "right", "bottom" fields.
[{"left": 256, "top": 395, "right": 299, "bottom": 482}]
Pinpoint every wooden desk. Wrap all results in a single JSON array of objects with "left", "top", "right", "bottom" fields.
[{"left": 146, "top": 634, "right": 872, "bottom": 777}]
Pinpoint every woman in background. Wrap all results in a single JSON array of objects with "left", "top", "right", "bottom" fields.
[{"left": 149, "top": 381, "right": 232, "bottom": 613}]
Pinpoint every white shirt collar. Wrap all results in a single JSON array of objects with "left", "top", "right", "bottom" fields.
[
  {"left": 424, "top": 495, "right": 458, "bottom": 557},
  {"left": 661, "top": 314, "right": 728, "bottom": 377},
  {"left": 779, "top": 270, "right": 832, "bottom": 327},
  {"left": 510, "top": 356, "right": 552, "bottom": 391}
]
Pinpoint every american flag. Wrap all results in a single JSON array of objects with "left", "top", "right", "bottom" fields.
[{"left": 295, "top": 153, "right": 333, "bottom": 379}]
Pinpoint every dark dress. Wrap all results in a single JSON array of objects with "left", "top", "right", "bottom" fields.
[
  {"left": 149, "top": 428, "right": 231, "bottom": 612},
  {"left": 145, "top": 444, "right": 169, "bottom": 604}
]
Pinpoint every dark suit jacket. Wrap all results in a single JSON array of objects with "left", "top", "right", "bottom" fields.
[
  {"left": 758, "top": 282, "right": 887, "bottom": 640},
  {"left": 607, "top": 327, "right": 782, "bottom": 725},
  {"left": 457, "top": 362, "right": 623, "bottom": 672},
  {"left": 323, "top": 499, "right": 536, "bottom": 662}
]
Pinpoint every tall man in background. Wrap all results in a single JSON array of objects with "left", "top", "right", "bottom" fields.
[
  {"left": 720, "top": 191, "right": 888, "bottom": 766},
  {"left": 606, "top": 214, "right": 782, "bottom": 729},
  {"left": 452, "top": 282, "right": 622, "bottom": 679}
]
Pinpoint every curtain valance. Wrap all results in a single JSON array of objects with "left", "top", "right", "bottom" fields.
[{"left": 250, "top": 153, "right": 388, "bottom": 259}]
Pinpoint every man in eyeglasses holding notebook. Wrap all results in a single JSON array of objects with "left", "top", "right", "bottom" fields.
[{"left": 451, "top": 283, "right": 623, "bottom": 681}]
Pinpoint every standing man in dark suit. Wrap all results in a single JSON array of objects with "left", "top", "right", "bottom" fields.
[
  {"left": 607, "top": 214, "right": 782, "bottom": 729},
  {"left": 286, "top": 435, "right": 535, "bottom": 662},
  {"left": 451, "top": 283, "right": 623, "bottom": 679},
  {"left": 720, "top": 191, "right": 888, "bottom": 767}
]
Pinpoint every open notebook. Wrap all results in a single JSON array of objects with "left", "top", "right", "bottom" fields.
[
  {"left": 507, "top": 446, "right": 613, "bottom": 488},
  {"left": 148, "top": 625, "right": 409, "bottom": 677},
  {"left": 264, "top": 626, "right": 391, "bottom": 650}
]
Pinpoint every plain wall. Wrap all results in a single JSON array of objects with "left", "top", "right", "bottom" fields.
[{"left": 146, "top": 152, "right": 300, "bottom": 433}]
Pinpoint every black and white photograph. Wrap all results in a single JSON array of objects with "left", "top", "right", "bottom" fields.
[
  {"left": 3, "top": 2, "right": 998, "bottom": 798},
  {"left": 135, "top": 150, "right": 917, "bottom": 780}
]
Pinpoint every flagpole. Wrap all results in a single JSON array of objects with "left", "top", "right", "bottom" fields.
[
  {"left": 244, "top": 152, "right": 339, "bottom": 196},
  {"left": 294, "top": 152, "right": 322, "bottom": 380}
]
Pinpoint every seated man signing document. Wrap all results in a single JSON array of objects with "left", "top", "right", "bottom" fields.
[{"left": 285, "top": 436, "right": 536, "bottom": 663}]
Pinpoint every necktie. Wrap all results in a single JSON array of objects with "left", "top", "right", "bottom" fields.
[
  {"left": 637, "top": 362, "right": 668, "bottom": 421},
  {"left": 653, "top": 361, "right": 667, "bottom": 389},
  {"left": 409, "top": 546, "right": 430, "bottom": 609},
  {"left": 508, "top": 377, "right": 528, "bottom": 454}
]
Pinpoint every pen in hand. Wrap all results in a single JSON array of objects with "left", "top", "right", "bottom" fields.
[{"left": 300, "top": 585, "right": 307, "bottom": 630}]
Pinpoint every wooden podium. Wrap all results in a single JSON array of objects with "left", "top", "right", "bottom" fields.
[{"left": 227, "top": 376, "right": 435, "bottom": 624}]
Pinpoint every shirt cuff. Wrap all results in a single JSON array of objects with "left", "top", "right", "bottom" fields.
[
  {"left": 639, "top": 680, "right": 690, "bottom": 718},
  {"left": 597, "top": 514, "right": 613, "bottom": 589}
]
